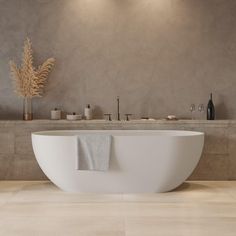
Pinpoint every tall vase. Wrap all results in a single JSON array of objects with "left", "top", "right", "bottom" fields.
[{"left": 23, "top": 97, "right": 33, "bottom": 121}]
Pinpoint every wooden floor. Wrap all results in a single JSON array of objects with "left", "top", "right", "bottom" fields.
[{"left": 0, "top": 181, "right": 236, "bottom": 236}]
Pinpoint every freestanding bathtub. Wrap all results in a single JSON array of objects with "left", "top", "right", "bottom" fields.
[{"left": 32, "top": 130, "right": 204, "bottom": 193}]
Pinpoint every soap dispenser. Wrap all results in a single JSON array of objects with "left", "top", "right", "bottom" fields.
[{"left": 84, "top": 104, "right": 92, "bottom": 120}]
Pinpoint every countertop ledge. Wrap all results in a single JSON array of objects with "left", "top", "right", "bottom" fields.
[{"left": 0, "top": 119, "right": 234, "bottom": 125}]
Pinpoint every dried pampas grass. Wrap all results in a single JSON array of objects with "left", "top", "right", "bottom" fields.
[{"left": 10, "top": 38, "right": 55, "bottom": 98}]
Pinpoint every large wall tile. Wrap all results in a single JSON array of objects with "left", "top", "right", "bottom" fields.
[
  {"left": 15, "top": 134, "right": 34, "bottom": 155},
  {"left": 191, "top": 127, "right": 229, "bottom": 155},
  {"left": 228, "top": 129, "right": 236, "bottom": 179},
  {"left": 0, "top": 154, "right": 14, "bottom": 179},
  {"left": 0, "top": 132, "right": 14, "bottom": 154},
  {"left": 189, "top": 154, "right": 229, "bottom": 180},
  {"left": 4, "top": 155, "right": 47, "bottom": 180}
]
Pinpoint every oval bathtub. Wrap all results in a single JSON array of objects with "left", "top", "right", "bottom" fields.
[{"left": 32, "top": 130, "right": 204, "bottom": 193}]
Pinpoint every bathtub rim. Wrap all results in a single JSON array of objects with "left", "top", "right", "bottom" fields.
[{"left": 32, "top": 130, "right": 204, "bottom": 137}]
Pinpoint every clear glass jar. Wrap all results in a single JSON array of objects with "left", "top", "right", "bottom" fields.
[{"left": 23, "top": 97, "right": 33, "bottom": 121}]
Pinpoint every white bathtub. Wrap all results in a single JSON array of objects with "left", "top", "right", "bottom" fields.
[{"left": 32, "top": 130, "right": 204, "bottom": 193}]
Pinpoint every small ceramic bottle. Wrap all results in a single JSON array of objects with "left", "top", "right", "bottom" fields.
[
  {"left": 84, "top": 104, "right": 92, "bottom": 120},
  {"left": 51, "top": 108, "right": 61, "bottom": 120}
]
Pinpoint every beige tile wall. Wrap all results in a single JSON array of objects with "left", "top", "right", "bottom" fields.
[{"left": 0, "top": 119, "right": 235, "bottom": 180}]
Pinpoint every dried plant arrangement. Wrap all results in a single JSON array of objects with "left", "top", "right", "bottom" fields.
[
  {"left": 9, "top": 38, "right": 55, "bottom": 120},
  {"left": 10, "top": 38, "right": 55, "bottom": 97}
]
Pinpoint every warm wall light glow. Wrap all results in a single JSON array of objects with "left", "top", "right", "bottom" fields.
[
  {"left": 67, "top": 0, "right": 171, "bottom": 16},
  {"left": 67, "top": 0, "right": 114, "bottom": 15}
]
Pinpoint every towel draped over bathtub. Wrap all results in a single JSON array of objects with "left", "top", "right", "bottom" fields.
[{"left": 76, "top": 134, "right": 112, "bottom": 171}]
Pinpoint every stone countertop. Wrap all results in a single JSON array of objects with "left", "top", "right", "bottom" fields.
[{"left": 0, "top": 119, "right": 235, "bottom": 126}]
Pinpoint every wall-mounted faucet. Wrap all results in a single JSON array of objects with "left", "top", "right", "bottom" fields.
[{"left": 104, "top": 96, "right": 132, "bottom": 121}]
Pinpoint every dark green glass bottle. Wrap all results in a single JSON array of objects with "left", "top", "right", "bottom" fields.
[{"left": 207, "top": 93, "right": 215, "bottom": 120}]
